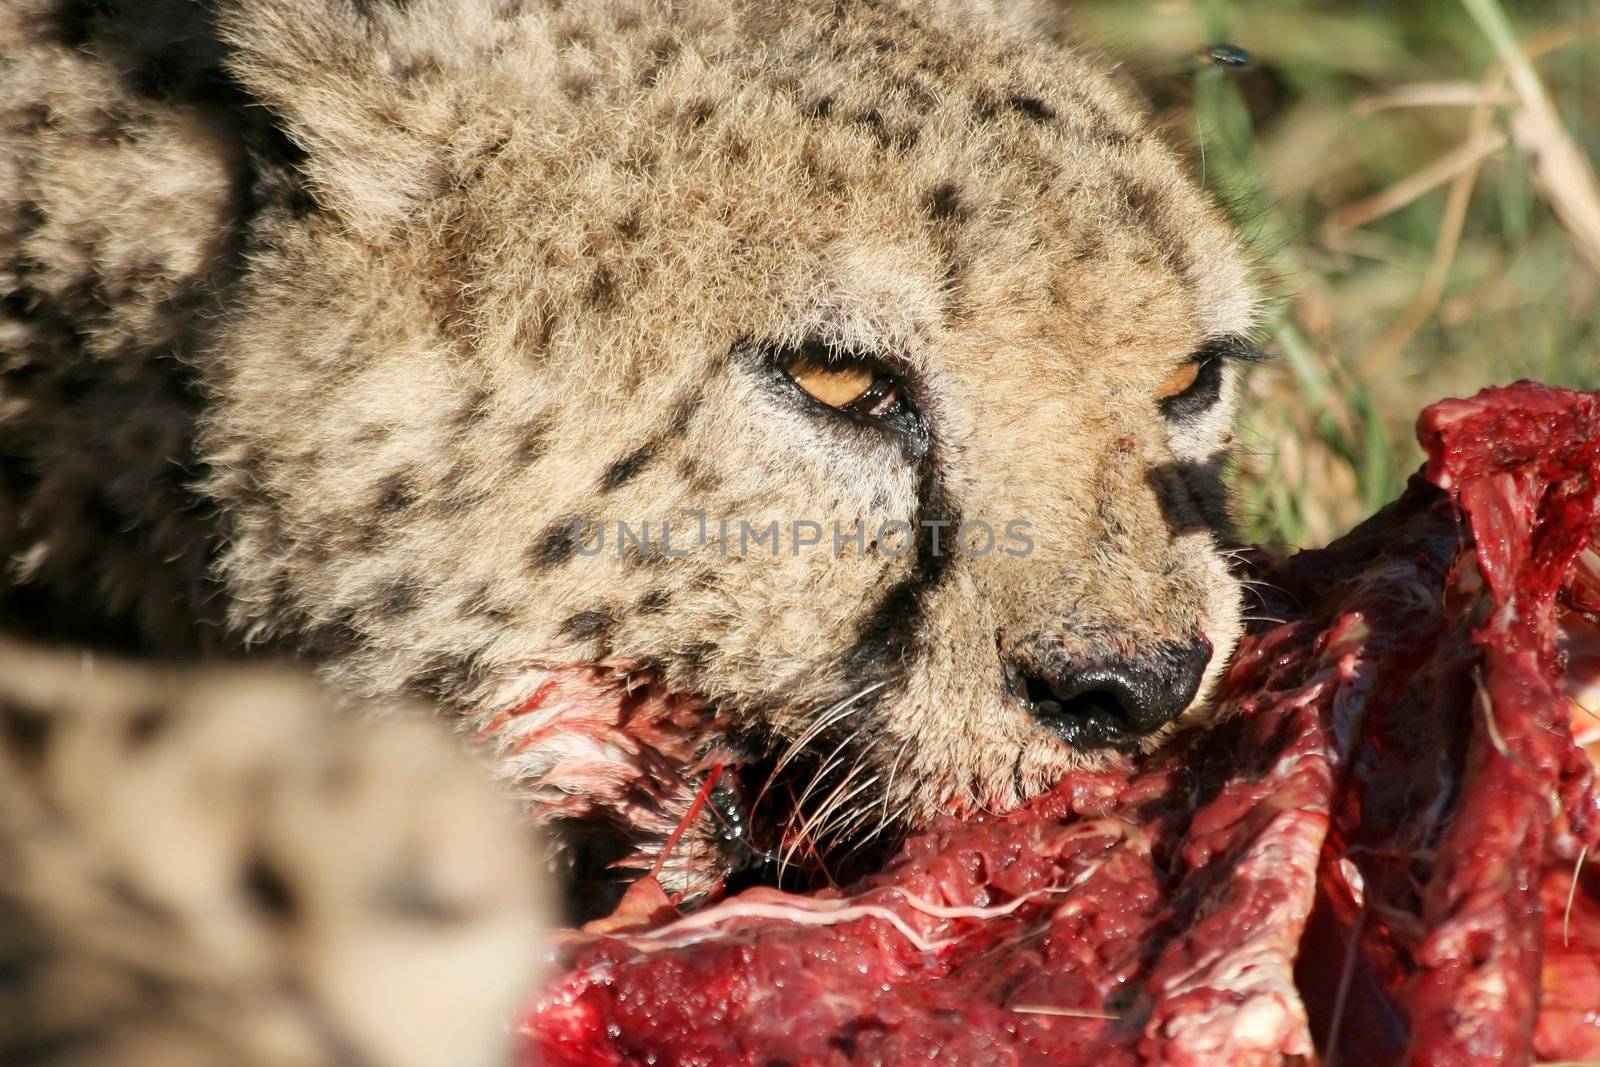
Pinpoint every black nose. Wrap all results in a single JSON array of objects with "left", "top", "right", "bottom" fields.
[{"left": 1016, "top": 636, "right": 1213, "bottom": 749}]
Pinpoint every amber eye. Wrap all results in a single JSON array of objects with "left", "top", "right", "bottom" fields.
[
  {"left": 781, "top": 354, "right": 904, "bottom": 418},
  {"left": 745, "top": 336, "right": 925, "bottom": 451},
  {"left": 1158, "top": 353, "right": 1227, "bottom": 422},
  {"left": 1157, "top": 361, "right": 1203, "bottom": 402},
  {"left": 1159, "top": 337, "right": 1265, "bottom": 423},
  {"left": 788, "top": 362, "right": 875, "bottom": 407}
]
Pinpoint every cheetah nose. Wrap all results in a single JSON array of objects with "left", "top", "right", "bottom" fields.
[{"left": 1018, "top": 636, "right": 1213, "bottom": 749}]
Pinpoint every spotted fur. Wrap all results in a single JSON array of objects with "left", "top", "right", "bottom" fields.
[{"left": 0, "top": 641, "right": 542, "bottom": 1065}]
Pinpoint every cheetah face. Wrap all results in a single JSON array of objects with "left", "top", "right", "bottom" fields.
[{"left": 206, "top": 0, "right": 1258, "bottom": 871}]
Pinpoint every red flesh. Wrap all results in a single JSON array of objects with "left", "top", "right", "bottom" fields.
[{"left": 519, "top": 382, "right": 1600, "bottom": 1066}]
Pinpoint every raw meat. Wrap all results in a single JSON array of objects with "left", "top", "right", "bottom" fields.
[{"left": 518, "top": 382, "right": 1600, "bottom": 1066}]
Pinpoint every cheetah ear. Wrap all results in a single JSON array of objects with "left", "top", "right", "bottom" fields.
[{"left": 216, "top": 0, "right": 516, "bottom": 229}]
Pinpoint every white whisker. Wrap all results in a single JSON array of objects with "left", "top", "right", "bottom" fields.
[
  {"left": 751, "top": 682, "right": 884, "bottom": 814},
  {"left": 778, "top": 725, "right": 870, "bottom": 875}
]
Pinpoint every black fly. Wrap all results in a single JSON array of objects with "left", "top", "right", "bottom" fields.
[{"left": 1197, "top": 42, "right": 1254, "bottom": 70}]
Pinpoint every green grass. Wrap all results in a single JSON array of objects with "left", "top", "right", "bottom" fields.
[{"left": 1066, "top": 0, "right": 1600, "bottom": 548}]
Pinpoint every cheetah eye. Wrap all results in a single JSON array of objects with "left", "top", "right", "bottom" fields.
[
  {"left": 784, "top": 358, "right": 902, "bottom": 417},
  {"left": 742, "top": 336, "right": 926, "bottom": 454},
  {"left": 1157, "top": 361, "right": 1203, "bottom": 401},
  {"left": 773, "top": 341, "right": 908, "bottom": 421},
  {"left": 1158, "top": 337, "right": 1263, "bottom": 422},
  {"left": 1156, "top": 355, "right": 1222, "bottom": 422}
]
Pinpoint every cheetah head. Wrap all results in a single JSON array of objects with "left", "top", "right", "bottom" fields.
[{"left": 205, "top": 0, "right": 1258, "bottom": 887}]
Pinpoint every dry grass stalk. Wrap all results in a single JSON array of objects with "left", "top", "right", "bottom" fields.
[
  {"left": 1333, "top": 13, "right": 1600, "bottom": 375},
  {"left": 1355, "top": 81, "right": 1516, "bottom": 115},
  {"left": 1355, "top": 105, "right": 1498, "bottom": 377},
  {"left": 1466, "top": 4, "right": 1600, "bottom": 275},
  {"left": 1324, "top": 130, "right": 1507, "bottom": 245}
]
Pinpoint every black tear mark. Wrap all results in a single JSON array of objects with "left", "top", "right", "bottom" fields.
[
  {"left": 561, "top": 609, "right": 616, "bottom": 642},
  {"left": 926, "top": 182, "right": 968, "bottom": 318},
  {"left": 601, "top": 444, "right": 656, "bottom": 492},
  {"left": 1148, "top": 455, "right": 1234, "bottom": 538},
  {"left": 840, "top": 460, "right": 959, "bottom": 681},
  {"left": 243, "top": 855, "right": 297, "bottom": 922},
  {"left": 527, "top": 515, "right": 585, "bottom": 570},
  {"left": 1, "top": 701, "right": 50, "bottom": 768}
]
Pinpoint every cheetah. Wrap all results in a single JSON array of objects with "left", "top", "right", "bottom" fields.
[
  {"left": 0, "top": 641, "right": 544, "bottom": 1066},
  {"left": 1, "top": 0, "right": 1259, "bottom": 1058}
]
